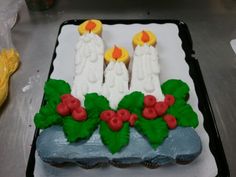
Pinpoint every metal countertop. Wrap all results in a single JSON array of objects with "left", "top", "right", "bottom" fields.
[{"left": 0, "top": 0, "right": 236, "bottom": 176}]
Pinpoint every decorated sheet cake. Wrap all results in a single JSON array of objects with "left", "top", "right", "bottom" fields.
[{"left": 32, "top": 20, "right": 218, "bottom": 177}]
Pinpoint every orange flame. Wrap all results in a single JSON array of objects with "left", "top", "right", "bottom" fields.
[
  {"left": 112, "top": 46, "right": 122, "bottom": 59},
  {"left": 85, "top": 20, "right": 96, "bottom": 31},
  {"left": 141, "top": 31, "right": 150, "bottom": 43}
]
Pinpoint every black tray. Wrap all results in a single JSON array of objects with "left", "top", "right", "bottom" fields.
[{"left": 26, "top": 20, "right": 230, "bottom": 177}]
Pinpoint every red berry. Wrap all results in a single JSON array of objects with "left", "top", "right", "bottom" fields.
[
  {"left": 163, "top": 114, "right": 177, "bottom": 129},
  {"left": 57, "top": 103, "right": 70, "bottom": 116},
  {"left": 117, "top": 109, "right": 131, "bottom": 122},
  {"left": 61, "top": 94, "right": 74, "bottom": 102},
  {"left": 100, "top": 110, "right": 116, "bottom": 122},
  {"left": 61, "top": 94, "right": 81, "bottom": 111},
  {"left": 108, "top": 116, "right": 123, "bottom": 131},
  {"left": 154, "top": 102, "right": 168, "bottom": 116},
  {"left": 72, "top": 107, "right": 87, "bottom": 121},
  {"left": 144, "top": 95, "right": 157, "bottom": 107},
  {"left": 164, "top": 95, "right": 175, "bottom": 106},
  {"left": 129, "top": 114, "right": 138, "bottom": 126},
  {"left": 142, "top": 107, "right": 157, "bottom": 119},
  {"left": 66, "top": 99, "right": 81, "bottom": 111}
]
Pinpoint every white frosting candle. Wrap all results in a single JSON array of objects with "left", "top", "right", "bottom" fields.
[
  {"left": 71, "top": 33, "right": 104, "bottom": 103},
  {"left": 130, "top": 44, "right": 164, "bottom": 100},
  {"left": 101, "top": 61, "right": 129, "bottom": 109}
]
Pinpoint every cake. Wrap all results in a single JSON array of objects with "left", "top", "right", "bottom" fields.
[{"left": 34, "top": 19, "right": 202, "bottom": 168}]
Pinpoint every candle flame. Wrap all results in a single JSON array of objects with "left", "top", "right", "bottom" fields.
[
  {"left": 112, "top": 45, "right": 122, "bottom": 59},
  {"left": 85, "top": 20, "right": 96, "bottom": 32},
  {"left": 141, "top": 31, "right": 150, "bottom": 43}
]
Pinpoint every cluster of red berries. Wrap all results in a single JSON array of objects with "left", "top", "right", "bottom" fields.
[
  {"left": 142, "top": 94, "right": 177, "bottom": 129},
  {"left": 100, "top": 109, "right": 138, "bottom": 131},
  {"left": 56, "top": 94, "right": 87, "bottom": 121},
  {"left": 56, "top": 94, "right": 178, "bottom": 130}
]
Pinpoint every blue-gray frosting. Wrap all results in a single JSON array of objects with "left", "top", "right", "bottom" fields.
[{"left": 36, "top": 126, "right": 202, "bottom": 168}]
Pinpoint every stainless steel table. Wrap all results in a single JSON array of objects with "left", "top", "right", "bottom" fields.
[{"left": 0, "top": 0, "right": 236, "bottom": 176}]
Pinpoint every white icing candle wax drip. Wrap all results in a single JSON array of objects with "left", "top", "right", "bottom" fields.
[
  {"left": 71, "top": 33, "right": 104, "bottom": 103},
  {"left": 130, "top": 44, "right": 164, "bottom": 100},
  {"left": 101, "top": 61, "right": 129, "bottom": 109}
]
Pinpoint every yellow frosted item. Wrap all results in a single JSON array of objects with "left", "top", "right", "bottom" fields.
[
  {"left": 133, "top": 30, "right": 157, "bottom": 47},
  {"left": 78, "top": 19, "right": 102, "bottom": 36},
  {"left": 104, "top": 46, "right": 129, "bottom": 64},
  {"left": 0, "top": 49, "right": 20, "bottom": 107}
]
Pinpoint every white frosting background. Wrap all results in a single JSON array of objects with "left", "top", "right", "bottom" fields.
[{"left": 35, "top": 23, "right": 218, "bottom": 177}]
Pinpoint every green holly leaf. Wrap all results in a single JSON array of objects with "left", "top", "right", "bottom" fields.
[
  {"left": 84, "top": 93, "right": 110, "bottom": 114},
  {"left": 118, "top": 91, "right": 144, "bottom": 113},
  {"left": 161, "top": 79, "right": 189, "bottom": 100},
  {"left": 44, "top": 79, "right": 71, "bottom": 102},
  {"left": 34, "top": 79, "right": 71, "bottom": 129},
  {"left": 134, "top": 114, "right": 168, "bottom": 149},
  {"left": 34, "top": 113, "right": 62, "bottom": 129},
  {"left": 63, "top": 115, "right": 100, "bottom": 142},
  {"left": 167, "top": 99, "right": 198, "bottom": 128},
  {"left": 99, "top": 121, "right": 129, "bottom": 154},
  {"left": 34, "top": 101, "right": 63, "bottom": 129}
]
